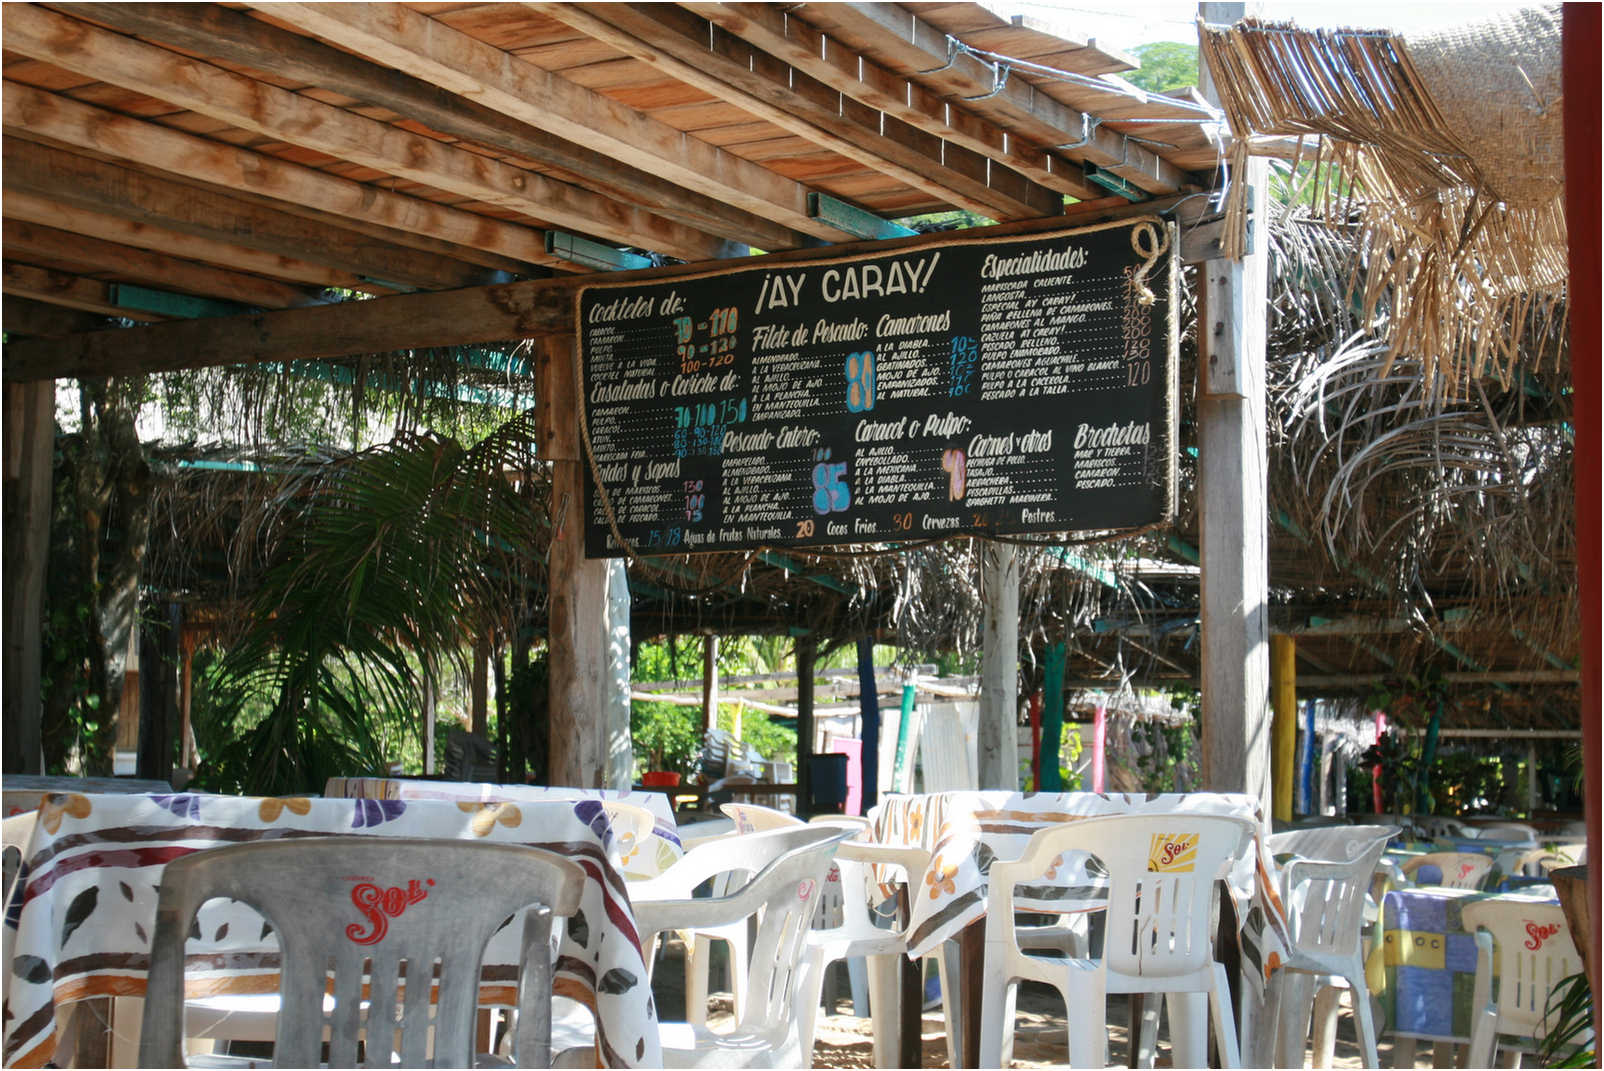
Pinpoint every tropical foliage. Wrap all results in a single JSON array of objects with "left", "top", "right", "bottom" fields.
[{"left": 191, "top": 416, "right": 544, "bottom": 796}]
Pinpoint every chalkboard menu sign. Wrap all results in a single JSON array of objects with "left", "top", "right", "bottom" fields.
[{"left": 577, "top": 217, "right": 1177, "bottom": 558}]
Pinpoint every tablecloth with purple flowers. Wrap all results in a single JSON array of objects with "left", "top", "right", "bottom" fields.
[{"left": 2, "top": 793, "right": 660, "bottom": 1067}]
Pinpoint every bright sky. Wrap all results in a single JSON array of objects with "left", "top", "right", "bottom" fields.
[{"left": 1014, "top": 1, "right": 1534, "bottom": 50}]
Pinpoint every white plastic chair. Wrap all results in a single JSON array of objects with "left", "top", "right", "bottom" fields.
[
  {"left": 978, "top": 813, "right": 1256, "bottom": 1069},
  {"left": 1401, "top": 851, "right": 1495, "bottom": 890},
  {"left": 1463, "top": 899, "right": 1591, "bottom": 1066},
  {"left": 1474, "top": 822, "right": 1541, "bottom": 843},
  {"left": 139, "top": 837, "right": 584, "bottom": 1068},
  {"left": 561, "top": 824, "right": 850, "bottom": 1068},
  {"left": 1257, "top": 825, "right": 1395, "bottom": 1068}
]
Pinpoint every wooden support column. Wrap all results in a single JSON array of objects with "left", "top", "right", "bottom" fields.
[
  {"left": 540, "top": 332, "right": 617, "bottom": 789},
  {"left": 422, "top": 674, "right": 437, "bottom": 776},
  {"left": 702, "top": 635, "right": 719, "bottom": 734},
  {"left": 605, "top": 560, "right": 632, "bottom": 790},
  {"left": 1197, "top": 2, "right": 1271, "bottom": 811},
  {"left": 3, "top": 379, "right": 52, "bottom": 773},
  {"left": 1271, "top": 635, "right": 1296, "bottom": 822},
  {"left": 978, "top": 540, "right": 1019, "bottom": 790},
  {"left": 796, "top": 636, "right": 816, "bottom": 813},
  {"left": 178, "top": 631, "right": 197, "bottom": 770},
  {"left": 470, "top": 637, "right": 490, "bottom": 737}
]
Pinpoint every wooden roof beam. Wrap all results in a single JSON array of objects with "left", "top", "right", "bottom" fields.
[
  {"left": 2, "top": 81, "right": 568, "bottom": 275},
  {"left": 815, "top": 2, "right": 1192, "bottom": 195},
  {"left": 684, "top": 1, "right": 1109, "bottom": 201},
  {"left": 3, "top": 186, "right": 388, "bottom": 297},
  {"left": 3, "top": 295, "right": 116, "bottom": 339},
  {"left": 250, "top": 2, "right": 854, "bottom": 245},
  {"left": 70, "top": 2, "right": 807, "bottom": 254},
  {"left": 2, "top": 4, "right": 737, "bottom": 264},
  {"left": 529, "top": 2, "right": 1062, "bottom": 221},
  {"left": 2, "top": 262, "right": 165, "bottom": 322},
  {"left": 3, "top": 140, "right": 508, "bottom": 293},
  {"left": 2, "top": 219, "right": 326, "bottom": 310}
]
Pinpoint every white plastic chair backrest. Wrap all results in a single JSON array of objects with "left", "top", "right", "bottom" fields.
[
  {"left": 721, "top": 802, "right": 804, "bottom": 833},
  {"left": 1273, "top": 827, "right": 1394, "bottom": 960},
  {"left": 1461, "top": 900, "right": 1586, "bottom": 1044},
  {"left": 1266, "top": 823, "right": 1398, "bottom": 866},
  {"left": 138, "top": 837, "right": 584, "bottom": 1069},
  {"left": 918, "top": 702, "right": 978, "bottom": 791},
  {"left": 1511, "top": 847, "right": 1570, "bottom": 878},
  {"left": 629, "top": 825, "right": 849, "bottom": 1035},
  {"left": 2, "top": 812, "right": 37, "bottom": 902},
  {"left": 1413, "top": 816, "right": 1471, "bottom": 840},
  {"left": 992, "top": 813, "right": 1255, "bottom": 979},
  {"left": 1402, "top": 851, "right": 1494, "bottom": 890},
  {"left": 1476, "top": 824, "right": 1539, "bottom": 843}
]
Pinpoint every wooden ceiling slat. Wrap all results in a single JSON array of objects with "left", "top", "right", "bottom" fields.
[
  {"left": 2, "top": 219, "right": 323, "bottom": 309},
  {"left": 1, "top": 146, "right": 497, "bottom": 293},
  {"left": 2, "top": 261, "right": 166, "bottom": 321},
  {"left": 2, "top": 295, "right": 115, "bottom": 339},
  {"left": 806, "top": 3, "right": 1192, "bottom": 195},
  {"left": 2, "top": 5, "right": 738, "bottom": 264},
  {"left": 533, "top": 2, "right": 1058, "bottom": 221},
  {"left": 71, "top": 3, "right": 803, "bottom": 252},
  {"left": 250, "top": 1, "right": 856, "bottom": 244},
  {"left": 1, "top": 82, "right": 564, "bottom": 274},
  {"left": 3, "top": 188, "right": 388, "bottom": 295},
  {"left": 687, "top": 1, "right": 1107, "bottom": 200}
]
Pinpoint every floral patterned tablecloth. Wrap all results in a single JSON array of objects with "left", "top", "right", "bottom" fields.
[
  {"left": 869, "top": 791, "right": 1289, "bottom": 982},
  {"left": 1, "top": 793, "right": 661, "bottom": 1068},
  {"left": 323, "top": 778, "right": 683, "bottom": 878}
]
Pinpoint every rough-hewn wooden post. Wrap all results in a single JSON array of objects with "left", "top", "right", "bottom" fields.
[
  {"left": 1198, "top": 1, "right": 1272, "bottom": 811},
  {"left": 3, "top": 379, "right": 52, "bottom": 773},
  {"left": 539, "top": 332, "right": 620, "bottom": 788},
  {"left": 606, "top": 561, "right": 633, "bottom": 790},
  {"left": 702, "top": 635, "right": 719, "bottom": 733},
  {"left": 978, "top": 540, "right": 1019, "bottom": 789},
  {"left": 796, "top": 636, "right": 816, "bottom": 811}
]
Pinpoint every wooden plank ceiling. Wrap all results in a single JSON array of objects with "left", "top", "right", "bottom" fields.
[{"left": 0, "top": 1, "right": 1217, "bottom": 337}]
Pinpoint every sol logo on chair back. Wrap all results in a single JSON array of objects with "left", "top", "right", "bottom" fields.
[
  {"left": 346, "top": 878, "right": 435, "bottom": 944},
  {"left": 1146, "top": 832, "right": 1198, "bottom": 873},
  {"left": 1524, "top": 919, "right": 1561, "bottom": 951}
]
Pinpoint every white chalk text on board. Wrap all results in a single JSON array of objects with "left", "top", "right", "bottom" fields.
[{"left": 576, "top": 218, "right": 1177, "bottom": 557}]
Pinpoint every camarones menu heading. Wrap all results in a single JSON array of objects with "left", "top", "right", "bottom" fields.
[{"left": 576, "top": 218, "right": 1177, "bottom": 558}]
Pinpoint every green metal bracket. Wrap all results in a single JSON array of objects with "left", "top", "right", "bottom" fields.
[
  {"left": 756, "top": 550, "right": 854, "bottom": 594},
  {"left": 806, "top": 192, "right": 917, "bottom": 240},
  {"left": 1082, "top": 163, "right": 1148, "bottom": 203},
  {"left": 111, "top": 284, "right": 249, "bottom": 319},
  {"left": 545, "top": 230, "right": 654, "bottom": 272}
]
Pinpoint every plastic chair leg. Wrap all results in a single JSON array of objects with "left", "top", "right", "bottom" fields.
[
  {"left": 1063, "top": 970, "right": 1107, "bottom": 1069},
  {"left": 685, "top": 934, "right": 711, "bottom": 1026},
  {"left": 727, "top": 929, "right": 749, "bottom": 1024},
  {"left": 793, "top": 948, "right": 826, "bottom": 1064},
  {"left": 1393, "top": 1035, "right": 1418, "bottom": 1068},
  {"left": 1169, "top": 991, "right": 1210, "bottom": 1069},
  {"left": 1273, "top": 972, "right": 1315, "bottom": 1069},
  {"left": 978, "top": 976, "right": 1017, "bottom": 1070},
  {"left": 1249, "top": 975, "right": 1282, "bottom": 1069},
  {"left": 1209, "top": 963, "right": 1243, "bottom": 1068},
  {"left": 865, "top": 953, "right": 900, "bottom": 1069},
  {"left": 1344, "top": 974, "right": 1381, "bottom": 1070},
  {"left": 1466, "top": 1003, "right": 1499, "bottom": 1069}
]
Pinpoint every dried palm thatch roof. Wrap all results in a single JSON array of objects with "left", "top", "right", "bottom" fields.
[{"left": 1198, "top": 6, "right": 1567, "bottom": 394}]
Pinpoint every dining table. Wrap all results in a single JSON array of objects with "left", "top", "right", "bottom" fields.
[
  {"left": 1368, "top": 883, "right": 1560, "bottom": 1067},
  {"left": 323, "top": 777, "right": 684, "bottom": 879},
  {"left": 3, "top": 776, "right": 174, "bottom": 819},
  {"left": 867, "top": 790, "right": 1288, "bottom": 1067},
  {"left": 1, "top": 791, "right": 663, "bottom": 1068}
]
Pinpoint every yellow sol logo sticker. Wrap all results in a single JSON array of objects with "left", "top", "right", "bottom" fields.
[{"left": 1147, "top": 832, "right": 1199, "bottom": 873}]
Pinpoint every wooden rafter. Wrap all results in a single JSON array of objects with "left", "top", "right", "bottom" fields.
[
  {"left": 0, "top": 82, "right": 565, "bottom": 273},
  {"left": 2, "top": 262, "right": 165, "bottom": 322},
  {"left": 2, "top": 185, "right": 387, "bottom": 296},
  {"left": 2, "top": 140, "right": 508, "bottom": 292},
  {"left": 2, "top": 219, "right": 322, "bottom": 310},
  {"left": 1, "top": 3, "right": 739, "bottom": 263},
  {"left": 526, "top": 2, "right": 1063, "bottom": 220},
  {"left": 71, "top": 1, "right": 811, "bottom": 254},
  {"left": 684, "top": 1, "right": 1108, "bottom": 200},
  {"left": 803, "top": 2, "right": 1192, "bottom": 195},
  {"left": 249, "top": 1, "right": 857, "bottom": 245}
]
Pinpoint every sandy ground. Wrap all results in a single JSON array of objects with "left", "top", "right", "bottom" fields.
[{"left": 653, "top": 934, "right": 1429, "bottom": 1069}]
